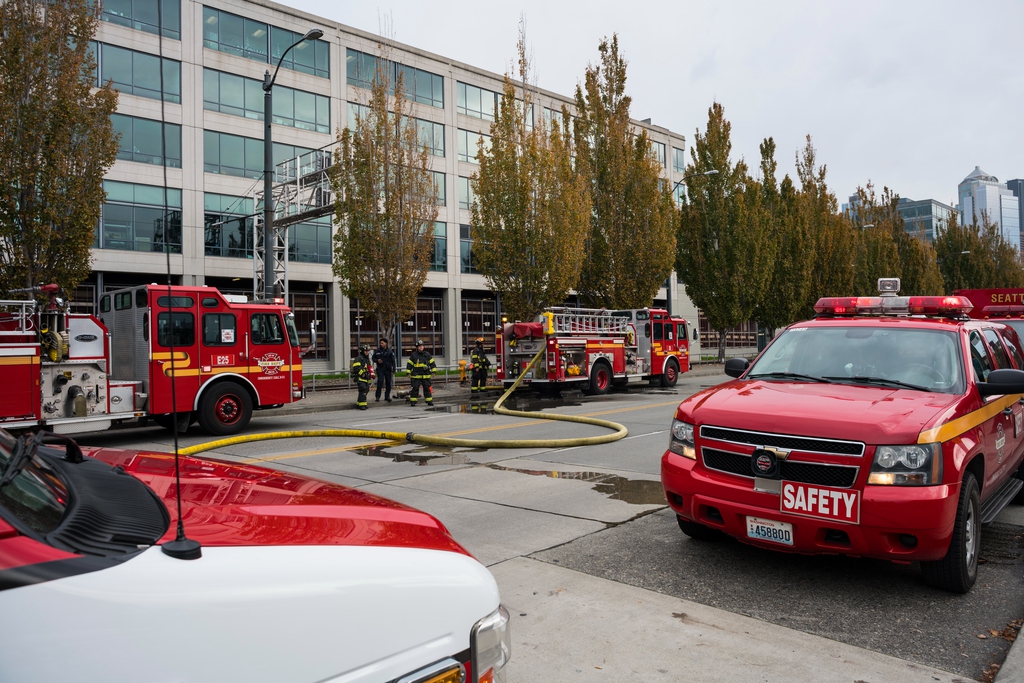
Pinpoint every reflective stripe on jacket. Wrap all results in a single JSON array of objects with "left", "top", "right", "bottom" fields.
[
  {"left": 352, "top": 355, "right": 372, "bottom": 382},
  {"left": 470, "top": 348, "right": 490, "bottom": 369},
  {"left": 407, "top": 350, "right": 436, "bottom": 379}
]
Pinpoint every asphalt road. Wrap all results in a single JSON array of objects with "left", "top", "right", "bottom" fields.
[{"left": 75, "top": 371, "right": 1024, "bottom": 681}]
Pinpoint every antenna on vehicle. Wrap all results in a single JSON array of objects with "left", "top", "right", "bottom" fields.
[{"left": 154, "top": 5, "right": 200, "bottom": 561}]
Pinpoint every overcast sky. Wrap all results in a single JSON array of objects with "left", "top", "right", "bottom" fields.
[{"left": 287, "top": 0, "right": 1023, "bottom": 206}]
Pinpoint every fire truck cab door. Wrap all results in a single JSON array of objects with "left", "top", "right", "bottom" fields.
[
  {"left": 152, "top": 295, "right": 200, "bottom": 415},
  {"left": 249, "top": 311, "right": 289, "bottom": 403}
]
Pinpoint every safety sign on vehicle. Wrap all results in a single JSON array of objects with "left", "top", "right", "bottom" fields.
[{"left": 781, "top": 481, "right": 859, "bottom": 524}]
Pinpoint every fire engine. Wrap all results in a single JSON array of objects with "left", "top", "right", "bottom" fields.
[
  {"left": 495, "top": 307, "right": 692, "bottom": 393},
  {"left": 0, "top": 284, "right": 303, "bottom": 436}
]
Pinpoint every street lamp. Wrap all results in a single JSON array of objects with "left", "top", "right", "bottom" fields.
[
  {"left": 672, "top": 168, "right": 719, "bottom": 199},
  {"left": 262, "top": 27, "right": 324, "bottom": 300}
]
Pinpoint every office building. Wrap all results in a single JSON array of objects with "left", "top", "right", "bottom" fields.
[
  {"left": 86, "top": 0, "right": 693, "bottom": 372},
  {"left": 957, "top": 166, "right": 1021, "bottom": 252},
  {"left": 1007, "top": 179, "right": 1024, "bottom": 249},
  {"left": 895, "top": 198, "right": 958, "bottom": 242}
]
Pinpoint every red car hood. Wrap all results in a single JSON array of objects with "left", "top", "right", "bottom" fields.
[
  {"left": 85, "top": 448, "right": 469, "bottom": 555},
  {"left": 682, "top": 379, "right": 959, "bottom": 444}
]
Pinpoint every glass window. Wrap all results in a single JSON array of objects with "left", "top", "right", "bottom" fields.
[
  {"left": 204, "top": 193, "right": 255, "bottom": 259},
  {"left": 748, "top": 326, "right": 965, "bottom": 394},
  {"left": 677, "top": 323, "right": 687, "bottom": 340},
  {"left": 203, "top": 8, "right": 329, "bottom": 78},
  {"left": 93, "top": 42, "right": 180, "bottom": 103},
  {"left": 460, "top": 224, "right": 477, "bottom": 274},
  {"left": 459, "top": 176, "right": 474, "bottom": 211},
  {"left": 431, "top": 221, "right": 447, "bottom": 272},
  {"left": 346, "top": 48, "right": 442, "bottom": 108},
  {"left": 111, "top": 113, "right": 181, "bottom": 167},
  {"left": 1000, "top": 327, "right": 1024, "bottom": 369},
  {"left": 458, "top": 129, "right": 492, "bottom": 163},
  {"left": 457, "top": 82, "right": 500, "bottom": 121},
  {"left": 432, "top": 171, "right": 446, "bottom": 206},
  {"left": 251, "top": 313, "right": 284, "bottom": 345},
  {"left": 288, "top": 217, "right": 332, "bottom": 264},
  {"left": 984, "top": 329, "right": 1011, "bottom": 369},
  {"left": 673, "top": 183, "right": 686, "bottom": 207},
  {"left": 99, "top": 181, "right": 181, "bottom": 253},
  {"left": 203, "top": 313, "right": 237, "bottom": 345},
  {"left": 970, "top": 331, "right": 995, "bottom": 382},
  {"left": 649, "top": 140, "right": 666, "bottom": 168},
  {"left": 673, "top": 147, "right": 687, "bottom": 174},
  {"left": 100, "top": 295, "right": 111, "bottom": 313},
  {"left": 156, "top": 296, "right": 194, "bottom": 308},
  {"left": 0, "top": 431, "right": 68, "bottom": 536},
  {"left": 114, "top": 291, "right": 132, "bottom": 310},
  {"left": 156, "top": 312, "right": 194, "bottom": 347},
  {"left": 136, "top": 289, "right": 148, "bottom": 308},
  {"left": 204, "top": 130, "right": 294, "bottom": 180},
  {"left": 348, "top": 102, "right": 440, "bottom": 156},
  {"left": 100, "top": 0, "right": 179, "bottom": 39},
  {"left": 653, "top": 322, "right": 663, "bottom": 341}
]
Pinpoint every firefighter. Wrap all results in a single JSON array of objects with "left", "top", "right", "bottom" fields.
[
  {"left": 406, "top": 339, "right": 436, "bottom": 406},
  {"left": 372, "top": 338, "right": 395, "bottom": 402},
  {"left": 352, "top": 345, "right": 373, "bottom": 410},
  {"left": 469, "top": 337, "right": 490, "bottom": 395}
]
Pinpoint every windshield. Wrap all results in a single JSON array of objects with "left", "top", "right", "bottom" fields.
[
  {"left": 285, "top": 313, "right": 300, "bottom": 347},
  {"left": 748, "top": 325, "right": 965, "bottom": 394},
  {"left": 0, "top": 431, "right": 67, "bottom": 535}
]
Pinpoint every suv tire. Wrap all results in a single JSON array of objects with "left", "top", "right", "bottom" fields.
[
  {"left": 677, "top": 515, "right": 724, "bottom": 541},
  {"left": 921, "top": 472, "right": 980, "bottom": 593}
]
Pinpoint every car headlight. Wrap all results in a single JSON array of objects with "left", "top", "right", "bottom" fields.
[
  {"left": 867, "top": 443, "right": 942, "bottom": 485},
  {"left": 471, "top": 605, "right": 510, "bottom": 683},
  {"left": 668, "top": 419, "right": 696, "bottom": 459}
]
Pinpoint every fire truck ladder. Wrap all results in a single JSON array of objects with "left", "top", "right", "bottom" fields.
[
  {"left": 249, "top": 141, "right": 339, "bottom": 300},
  {"left": 547, "top": 307, "right": 630, "bottom": 336}
]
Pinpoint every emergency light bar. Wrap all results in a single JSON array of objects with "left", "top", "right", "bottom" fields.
[
  {"left": 814, "top": 295, "right": 974, "bottom": 317},
  {"left": 982, "top": 304, "right": 1024, "bottom": 318}
]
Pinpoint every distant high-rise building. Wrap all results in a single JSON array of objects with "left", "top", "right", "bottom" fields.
[
  {"left": 957, "top": 166, "right": 1021, "bottom": 251},
  {"left": 895, "top": 198, "right": 958, "bottom": 242},
  {"left": 1007, "top": 179, "right": 1024, "bottom": 248}
]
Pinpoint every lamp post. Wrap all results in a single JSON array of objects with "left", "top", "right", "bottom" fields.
[{"left": 262, "top": 27, "right": 324, "bottom": 300}]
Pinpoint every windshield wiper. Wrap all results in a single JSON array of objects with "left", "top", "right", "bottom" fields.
[
  {"left": 822, "top": 376, "right": 932, "bottom": 392},
  {"left": 747, "top": 372, "right": 832, "bottom": 383},
  {"left": 0, "top": 434, "right": 37, "bottom": 491}
]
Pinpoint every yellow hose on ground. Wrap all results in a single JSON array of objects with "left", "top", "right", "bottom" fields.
[{"left": 178, "top": 348, "right": 627, "bottom": 456}]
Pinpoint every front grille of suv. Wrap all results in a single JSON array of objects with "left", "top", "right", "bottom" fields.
[
  {"left": 700, "top": 425, "right": 865, "bottom": 457},
  {"left": 701, "top": 448, "right": 859, "bottom": 488}
]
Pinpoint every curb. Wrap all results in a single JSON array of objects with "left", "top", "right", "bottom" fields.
[{"left": 995, "top": 634, "right": 1024, "bottom": 682}]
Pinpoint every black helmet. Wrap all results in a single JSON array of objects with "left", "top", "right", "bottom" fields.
[
  {"left": 416, "top": 339, "right": 425, "bottom": 346},
  {"left": 359, "top": 344, "right": 370, "bottom": 352}
]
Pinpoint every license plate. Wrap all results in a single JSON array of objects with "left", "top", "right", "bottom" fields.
[
  {"left": 746, "top": 516, "right": 793, "bottom": 546},
  {"left": 781, "top": 481, "right": 860, "bottom": 524}
]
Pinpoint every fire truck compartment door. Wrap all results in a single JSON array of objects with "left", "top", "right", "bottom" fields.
[{"left": 68, "top": 316, "right": 106, "bottom": 360}]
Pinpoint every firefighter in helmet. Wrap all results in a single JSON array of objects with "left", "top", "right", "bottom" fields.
[
  {"left": 352, "top": 344, "right": 373, "bottom": 410},
  {"left": 406, "top": 339, "right": 437, "bottom": 405},
  {"left": 469, "top": 337, "right": 491, "bottom": 395}
]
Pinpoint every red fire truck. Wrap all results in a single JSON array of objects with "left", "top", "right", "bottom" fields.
[
  {"left": 954, "top": 288, "right": 1024, "bottom": 341},
  {"left": 0, "top": 284, "right": 303, "bottom": 436},
  {"left": 495, "top": 307, "right": 693, "bottom": 393}
]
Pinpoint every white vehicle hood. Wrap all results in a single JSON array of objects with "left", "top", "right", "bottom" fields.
[{"left": 0, "top": 544, "right": 499, "bottom": 683}]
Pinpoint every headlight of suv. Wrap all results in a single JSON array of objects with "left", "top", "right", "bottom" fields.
[
  {"left": 867, "top": 443, "right": 942, "bottom": 485},
  {"left": 471, "top": 605, "right": 510, "bottom": 683},
  {"left": 668, "top": 420, "right": 696, "bottom": 459}
]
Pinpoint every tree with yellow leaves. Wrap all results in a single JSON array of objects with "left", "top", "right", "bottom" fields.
[{"left": 471, "top": 23, "right": 591, "bottom": 323}]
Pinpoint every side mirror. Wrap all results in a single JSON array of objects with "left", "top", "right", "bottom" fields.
[
  {"left": 724, "top": 357, "right": 749, "bottom": 378},
  {"left": 977, "top": 368, "right": 1024, "bottom": 396},
  {"left": 692, "top": 327, "right": 699, "bottom": 341}
]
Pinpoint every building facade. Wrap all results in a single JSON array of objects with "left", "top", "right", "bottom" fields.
[
  {"left": 957, "top": 166, "right": 1021, "bottom": 252},
  {"left": 85, "top": 0, "right": 696, "bottom": 372},
  {"left": 1007, "top": 179, "right": 1024, "bottom": 250},
  {"left": 895, "top": 198, "right": 958, "bottom": 242}
]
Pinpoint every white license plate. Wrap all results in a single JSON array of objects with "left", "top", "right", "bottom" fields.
[{"left": 746, "top": 516, "right": 793, "bottom": 546}]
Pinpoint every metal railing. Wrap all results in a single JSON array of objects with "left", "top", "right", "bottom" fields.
[{"left": 547, "top": 307, "right": 629, "bottom": 336}]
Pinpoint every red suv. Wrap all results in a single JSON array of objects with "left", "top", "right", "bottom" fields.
[{"left": 662, "top": 279, "right": 1024, "bottom": 592}]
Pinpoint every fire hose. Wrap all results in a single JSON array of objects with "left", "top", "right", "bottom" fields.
[{"left": 178, "top": 347, "right": 627, "bottom": 456}]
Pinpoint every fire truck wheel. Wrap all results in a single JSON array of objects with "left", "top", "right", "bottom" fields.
[
  {"left": 921, "top": 471, "right": 980, "bottom": 593},
  {"left": 587, "top": 362, "right": 611, "bottom": 396},
  {"left": 153, "top": 412, "right": 192, "bottom": 434},
  {"left": 660, "top": 359, "right": 680, "bottom": 388},
  {"left": 198, "top": 382, "right": 253, "bottom": 436}
]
